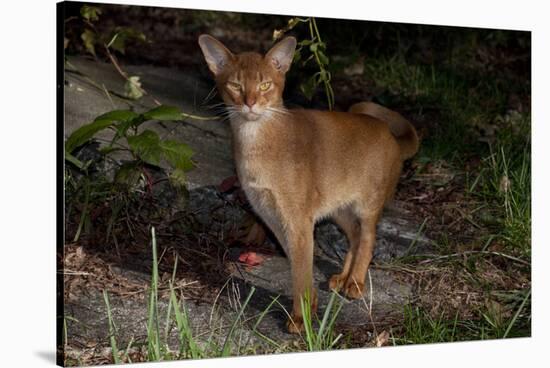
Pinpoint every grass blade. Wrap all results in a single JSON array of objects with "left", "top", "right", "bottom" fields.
[
  {"left": 102, "top": 290, "right": 121, "bottom": 364},
  {"left": 503, "top": 288, "right": 531, "bottom": 338},
  {"left": 169, "top": 280, "right": 202, "bottom": 359},
  {"left": 146, "top": 226, "right": 161, "bottom": 360},
  {"left": 221, "top": 287, "right": 256, "bottom": 356}
]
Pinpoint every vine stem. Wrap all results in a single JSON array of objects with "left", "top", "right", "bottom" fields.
[
  {"left": 73, "top": 19, "right": 220, "bottom": 121},
  {"left": 104, "top": 46, "right": 162, "bottom": 106},
  {"left": 308, "top": 17, "right": 334, "bottom": 110},
  {"left": 103, "top": 37, "right": 222, "bottom": 120}
]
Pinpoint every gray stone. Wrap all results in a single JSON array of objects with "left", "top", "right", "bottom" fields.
[
  {"left": 65, "top": 288, "right": 263, "bottom": 354},
  {"left": 64, "top": 56, "right": 234, "bottom": 188}
]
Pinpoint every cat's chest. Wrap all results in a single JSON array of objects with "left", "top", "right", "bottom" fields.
[{"left": 232, "top": 121, "right": 275, "bottom": 188}]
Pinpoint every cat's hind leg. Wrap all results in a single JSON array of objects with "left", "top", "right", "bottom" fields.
[
  {"left": 341, "top": 205, "right": 383, "bottom": 299},
  {"left": 328, "top": 207, "right": 361, "bottom": 291}
]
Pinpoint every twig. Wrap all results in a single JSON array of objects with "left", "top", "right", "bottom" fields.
[
  {"left": 104, "top": 48, "right": 162, "bottom": 106},
  {"left": 180, "top": 111, "right": 219, "bottom": 121},
  {"left": 452, "top": 207, "right": 482, "bottom": 229},
  {"left": 404, "top": 217, "right": 428, "bottom": 256},
  {"left": 65, "top": 61, "right": 134, "bottom": 103},
  {"left": 102, "top": 83, "right": 115, "bottom": 108}
]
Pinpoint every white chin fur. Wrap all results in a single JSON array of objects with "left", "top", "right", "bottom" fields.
[{"left": 243, "top": 112, "right": 261, "bottom": 121}]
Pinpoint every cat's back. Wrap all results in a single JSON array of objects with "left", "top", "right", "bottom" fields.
[{"left": 287, "top": 108, "right": 395, "bottom": 145}]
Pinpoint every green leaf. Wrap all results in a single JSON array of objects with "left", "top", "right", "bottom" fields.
[
  {"left": 317, "top": 50, "right": 329, "bottom": 66},
  {"left": 66, "top": 110, "right": 138, "bottom": 153},
  {"left": 299, "top": 39, "right": 313, "bottom": 46},
  {"left": 160, "top": 140, "right": 194, "bottom": 171},
  {"left": 300, "top": 75, "right": 318, "bottom": 101},
  {"left": 114, "top": 161, "right": 142, "bottom": 187},
  {"left": 143, "top": 105, "right": 183, "bottom": 121},
  {"left": 319, "top": 69, "right": 331, "bottom": 82},
  {"left": 65, "top": 119, "right": 113, "bottom": 153},
  {"left": 127, "top": 130, "right": 162, "bottom": 167},
  {"left": 107, "top": 27, "right": 147, "bottom": 54},
  {"left": 94, "top": 110, "right": 141, "bottom": 139},
  {"left": 65, "top": 152, "right": 85, "bottom": 169},
  {"left": 80, "top": 5, "right": 102, "bottom": 22},
  {"left": 169, "top": 168, "right": 187, "bottom": 188},
  {"left": 127, "top": 129, "right": 194, "bottom": 171},
  {"left": 124, "top": 76, "right": 143, "bottom": 100},
  {"left": 97, "top": 110, "right": 140, "bottom": 123},
  {"left": 99, "top": 146, "right": 126, "bottom": 155},
  {"left": 81, "top": 29, "right": 97, "bottom": 57},
  {"left": 309, "top": 43, "right": 318, "bottom": 53}
]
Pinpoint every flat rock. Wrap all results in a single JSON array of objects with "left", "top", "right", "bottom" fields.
[{"left": 64, "top": 56, "right": 234, "bottom": 188}]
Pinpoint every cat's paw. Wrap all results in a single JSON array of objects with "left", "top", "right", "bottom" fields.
[
  {"left": 328, "top": 273, "right": 347, "bottom": 291},
  {"left": 343, "top": 280, "right": 365, "bottom": 299},
  {"left": 287, "top": 315, "right": 304, "bottom": 334}
]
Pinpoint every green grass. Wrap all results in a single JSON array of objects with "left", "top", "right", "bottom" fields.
[
  {"left": 365, "top": 53, "right": 530, "bottom": 257},
  {"left": 394, "top": 288, "right": 531, "bottom": 345},
  {"left": 364, "top": 54, "right": 520, "bottom": 163},
  {"left": 300, "top": 291, "right": 344, "bottom": 351},
  {"left": 468, "top": 113, "right": 531, "bottom": 256},
  {"left": 363, "top": 49, "right": 531, "bottom": 347},
  {"left": 95, "top": 226, "right": 349, "bottom": 365}
]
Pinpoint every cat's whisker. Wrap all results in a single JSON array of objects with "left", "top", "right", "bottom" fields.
[
  {"left": 201, "top": 85, "right": 219, "bottom": 105},
  {"left": 266, "top": 107, "right": 290, "bottom": 117},
  {"left": 205, "top": 102, "right": 228, "bottom": 109},
  {"left": 222, "top": 109, "right": 241, "bottom": 121}
]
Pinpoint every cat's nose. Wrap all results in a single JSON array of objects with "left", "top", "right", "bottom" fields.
[{"left": 245, "top": 95, "right": 256, "bottom": 108}]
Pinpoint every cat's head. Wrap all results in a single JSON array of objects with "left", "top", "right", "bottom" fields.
[{"left": 198, "top": 34, "right": 296, "bottom": 122}]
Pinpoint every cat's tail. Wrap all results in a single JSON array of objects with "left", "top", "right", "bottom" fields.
[{"left": 349, "top": 101, "right": 419, "bottom": 160}]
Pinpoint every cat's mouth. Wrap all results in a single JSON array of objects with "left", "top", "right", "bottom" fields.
[{"left": 242, "top": 111, "right": 262, "bottom": 121}]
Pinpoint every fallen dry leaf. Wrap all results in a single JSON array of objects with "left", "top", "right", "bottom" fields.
[{"left": 375, "top": 330, "right": 390, "bottom": 347}]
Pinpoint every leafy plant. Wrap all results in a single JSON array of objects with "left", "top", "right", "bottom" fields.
[
  {"left": 274, "top": 17, "right": 335, "bottom": 110},
  {"left": 72, "top": 5, "right": 148, "bottom": 100},
  {"left": 78, "top": 5, "right": 146, "bottom": 59},
  {"left": 65, "top": 105, "right": 195, "bottom": 243},
  {"left": 66, "top": 105, "right": 194, "bottom": 186}
]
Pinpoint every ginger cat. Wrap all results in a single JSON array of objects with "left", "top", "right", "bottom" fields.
[{"left": 198, "top": 34, "right": 419, "bottom": 333}]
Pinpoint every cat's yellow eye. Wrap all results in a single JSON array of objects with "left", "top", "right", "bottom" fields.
[
  {"left": 259, "top": 81, "right": 272, "bottom": 91},
  {"left": 227, "top": 82, "right": 241, "bottom": 90}
]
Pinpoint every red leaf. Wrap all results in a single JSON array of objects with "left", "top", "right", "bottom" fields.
[{"left": 238, "top": 251, "right": 265, "bottom": 266}]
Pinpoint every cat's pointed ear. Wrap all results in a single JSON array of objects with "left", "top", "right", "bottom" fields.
[
  {"left": 265, "top": 36, "right": 297, "bottom": 73},
  {"left": 198, "top": 34, "right": 234, "bottom": 76}
]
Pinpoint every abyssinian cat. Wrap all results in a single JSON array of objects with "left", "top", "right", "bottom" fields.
[{"left": 198, "top": 34, "right": 419, "bottom": 333}]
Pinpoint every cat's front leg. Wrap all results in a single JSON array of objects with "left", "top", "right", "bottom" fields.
[
  {"left": 246, "top": 187, "right": 317, "bottom": 333},
  {"left": 284, "top": 219, "right": 316, "bottom": 334}
]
